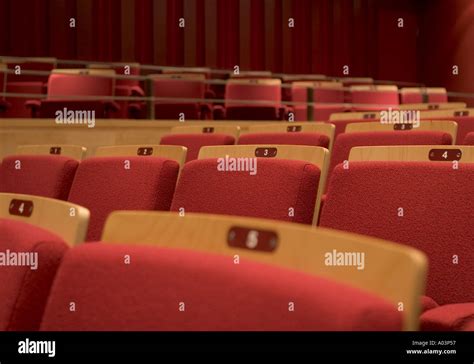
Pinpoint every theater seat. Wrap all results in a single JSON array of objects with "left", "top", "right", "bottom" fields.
[
  {"left": 350, "top": 85, "right": 399, "bottom": 111},
  {"left": 171, "top": 145, "right": 329, "bottom": 224},
  {"left": 400, "top": 87, "right": 448, "bottom": 104},
  {"left": 320, "top": 146, "right": 474, "bottom": 331},
  {"left": 40, "top": 243, "right": 401, "bottom": 331},
  {"left": 420, "top": 108, "right": 474, "bottom": 142},
  {"left": 0, "top": 155, "right": 79, "bottom": 200},
  {"left": 328, "top": 124, "right": 454, "bottom": 177},
  {"left": 219, "top": 78, "right": 285, "bottom": 120},
  {"left": 67, "top": 155, "right": 179, "bottom": 241},
  {"left": 0, "top": 190, "right": 88, "bottom": 330},
  {"left": 28, "top": 69, "right": 119, "bottom": 118},
  {"left": 0, "top": 219, "right": 68, "bottom": 331},
  {"left": 150, "top": 74, "right": 209, "bottom": 120},
  {"left": 160, "top": 125, "right": 238, "bottom": 162},
  {"left": 40, "top": 211, "right": 428, "bottom": 331},
  {"left": 0, "top": 192, "right": 89, "bottom": 245}
]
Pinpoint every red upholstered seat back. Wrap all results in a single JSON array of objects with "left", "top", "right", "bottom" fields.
[
  {"left": 171, "top": 158, "right": 320, "bottom": 224},
  {"left": 400, "top": 92, "right": 447, "bottom": 104},
  {"left": 291, "top": 85, "right": 344, "bottom": 105},
  {"left": 67, "top": 157, "right": 179, "bottom": 241},
  {"left": 320, "top": 162, "right": 474, "bottom": 305},
  {"left": 0, "top": 155, "right": 79, "bottom": 200},
  {"left": 47, "top": 73, "right": 114, "bottom": 99},
  {"left": 238, "top": 132, "right": 330, "bottom": 149},
  {"left": 40, "top": 244, "right": 402, "bottom": 331},
  {"left": 153, "top": 77, "right": 206, "bottom": 99},
  {"left": 160, "top": 133, "right": 235, "bottom": 162},
  {"left": 3, "top": 82, "right": 45, "bottom": 117},
  {"left": 225, "top": 82, "right": 281, "bottom": 108},
  {"left": 0, "top": 219, "right": 68, "bottom": 331},
  {"left": 152, "top": 77, "right": 207, "bottom": 119},
  {"left": 328, "top": 131, "right": 453, "bottom": 176},
  {"left": 291, "top": 85, "right": 345, "bottom": 121},
  {"left": 351, "top": 89, "right": 399, "bottom": 111},
  {"left": 463, "top": 132, "right": 474, "bottom": 145}
]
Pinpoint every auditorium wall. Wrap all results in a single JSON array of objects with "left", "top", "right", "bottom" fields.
[{"left": 0, "top": 0, "right": 421, "bottom": 82}]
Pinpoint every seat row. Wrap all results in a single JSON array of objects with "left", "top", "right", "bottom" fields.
[
  {"left": 1, "top": 144, "right": 473, "bottom": 331},
  {"left": 0, "top": 64, "right": 451, "bottom": 121},
  {"left": 0, "top": 208, "right": 426, "bottom": 331}
]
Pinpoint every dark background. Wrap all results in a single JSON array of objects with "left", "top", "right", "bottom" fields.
[{"left": 0, "top": 0, "right": 472, "bottom": 95}]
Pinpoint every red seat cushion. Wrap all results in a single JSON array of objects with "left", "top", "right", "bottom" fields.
[
  {"left": 239, "top": 132, "right": 330, "bottom": 149},
  {"left": 320, "top": 162, "right": 474, "bottom": 306},
  {"left": 0, "top": 219, "right": 68, "bottom": 331},
  {"left": 160, "top": 133, "right": 235, "bottom": 162},
  {"left": 421, "top": 295, "right": 439, "bottom": 313},
  {"left": 171, "top": 158, "right": 320, "bottom": 224},
  {"left": 0, "top": 155, "right": 79, "bottom": 200},
  {"left": 67, "top": 157, "right": 179, "bottom": 241},
  {"left": 329, "top": 131, "right": 453, "bottom": 176},
  {"left": 420, "top": 303, "right": 474, "bottom": 331},
  {"left": 463, "top": 132, "right": 474, "bottom": 145},
  {"left": 40, "top": 244, "right": 402, "bottom": 331},
  {"left": 430, "top": 115, "right": 474, "bottom": 143}
]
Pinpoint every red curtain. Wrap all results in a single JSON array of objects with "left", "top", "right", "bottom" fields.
[{"left": 0, "top": 0, "right": 420, "bottom": 81}]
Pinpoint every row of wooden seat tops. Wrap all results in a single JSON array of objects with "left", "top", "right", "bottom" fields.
[
  {"left": 3, "top": 143, "right": 474, "bottom": 246},
  {"left": 6, "top": 119, "right": 461, "bottom": 159}
]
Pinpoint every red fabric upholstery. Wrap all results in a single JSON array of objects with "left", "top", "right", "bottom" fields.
[
  {"left": 0, "top": 219, "right": 68, "bottom": 331},
  {"left": 47, "top": 73, "right": 114, "bottom": 98},
  {"left": 329, "top": 131, "right": 453, "bottom": 176},
  {"left": 429, "top": 115, "right": 474, "bottom": 143},
  {"left": 400, "top": 92, "right": 447, "bottom": 104},
  {"left": 160, "top": 133, "right": 235, "bottom": 162},
  {"left": 292, "top": 85, "right": 345, "bottom": 121},
  {"left": 420, "top": 303, "right": 474, "bottom": 331},
  {"left": 224, "top": 81, "right": 283, "bottom": 120},
  {"left": 1, "top": 82, "right": 44, "bottom": 118},
  {"left": 33, "top": 73, "right": 116, "bottom": 118},
  {"left": 40, "top": 244, "right": 402, "bottom": 331},
  {"left": 351, "top": 89, "right": 399, "bottom": 111},
  {"left": 153, "top": 77, "right": 207, "bottom": 120},
  {"left": 0, "top": 155, "right": 79, "bottom": 200},
  {"left": 320, "top": 162, "right": 474, "bottom": 306},
  {"left": 421, "top": 295, "right": 439, "bottom": 313},
  {"left": 463, "top": 132, "right": 474, "bottom": 145},
  {"left": 67, "top": 157, "right": 179, "bottom": 241},
  {"left": 238, "top": 132, "right": 330, "bottom": 149},
  {"left": 171, "top": 158, "right": 320, "bottom": 224}
]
